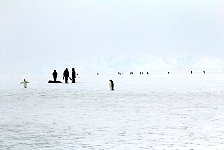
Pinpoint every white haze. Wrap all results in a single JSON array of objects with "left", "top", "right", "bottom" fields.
[{"left": 1, "top": 0, "right": 224, "bottom": 76}]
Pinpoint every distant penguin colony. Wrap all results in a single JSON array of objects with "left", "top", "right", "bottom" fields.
[
  {"left": 21, "top": 70, "right": 208, "bottom": 89},
  {"left": 109, "top": 80, "right": 114, "bottom": 91}
]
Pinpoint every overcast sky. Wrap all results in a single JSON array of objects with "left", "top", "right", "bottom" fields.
[{"left": 1, "top": 0, "right": 224, "bottom": 75}]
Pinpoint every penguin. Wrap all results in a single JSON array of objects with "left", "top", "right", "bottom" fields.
[
  {"left": 109, "top": 80, "right": 114, "bottom": 91},
  {"left": 20, "top": 79, "right": 29, "bottom": 88}
]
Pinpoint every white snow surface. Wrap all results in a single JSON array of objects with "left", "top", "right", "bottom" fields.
[{"left": 1, "top": 72, "right": 224, "bottom": 149}]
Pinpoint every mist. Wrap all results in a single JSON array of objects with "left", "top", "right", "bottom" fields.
[{"left": 1, "top": 0, "right": 224, "bottom": 75}]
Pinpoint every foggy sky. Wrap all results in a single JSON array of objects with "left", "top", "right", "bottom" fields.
[{"left": 1, "top": 0, "right": 224, "bottom": 75}]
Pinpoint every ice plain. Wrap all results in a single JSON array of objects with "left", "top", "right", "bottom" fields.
[{"left": 0, "top": 72, "right": 224, "bottom": 149}]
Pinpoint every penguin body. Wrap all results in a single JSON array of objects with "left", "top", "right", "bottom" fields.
[
  {"left": 20, "top": 79, "right": 29, "bottom": 88},
  {"left": 109, "top": 80, "right": 114, "bottom": 91}
]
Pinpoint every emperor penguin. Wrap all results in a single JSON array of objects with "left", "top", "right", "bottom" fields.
[
  {"left": 109, "top": 80, "right": 114, "bottom": 91},
  {"left": 20, "top": 79, "right": 29, "bottom": 88}
]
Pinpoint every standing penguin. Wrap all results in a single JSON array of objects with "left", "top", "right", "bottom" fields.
[
  {"left": 109, "top": 80, "right": 114, "bottom": 91},
  {"left": 20, "top": 79, "right": 29, "bottom": 88}
]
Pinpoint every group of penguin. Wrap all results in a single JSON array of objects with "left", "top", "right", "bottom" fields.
[{"left": 20, "top": 78, "right": 115, "bottom": 91}]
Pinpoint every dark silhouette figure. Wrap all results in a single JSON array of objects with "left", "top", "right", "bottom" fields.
[
  {"left": 63, "top": 68, "right": 69, "bottom": 83},
  {"left": 203, "top": 71, "right": 205, "bottom": 74},
  {"left": 52, "top": 70, "right": 58, "bottom": 82},
  {"left": 130, "top": 72, "right": 133, "bottom": 75},
  {"left": 168, "top": 72, "right": 170, "bottom": 74},
  {"left": 191, "top": 71, "right": 193, "bottom": 74},
  {"left": 72, "top": 68, "right": 76, "bottom": 83},
  {"left": 147, "top": 72, "right": 149, "bottom": 75},
  {"left": 48, "top": 70, "right": 62, "bottom": 83},
  {"left": 97, "top": 73, "right": 99, "bottom": 75}
]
